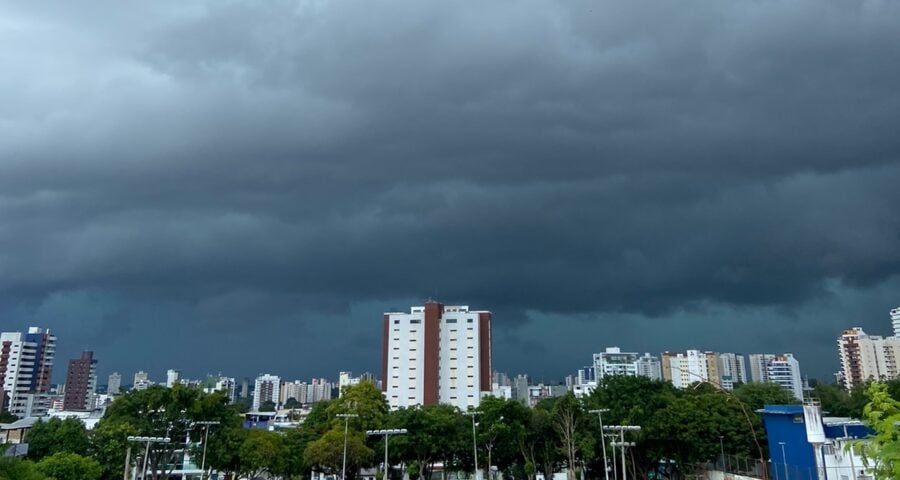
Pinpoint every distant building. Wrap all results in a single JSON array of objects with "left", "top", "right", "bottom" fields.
[
  {"left": 0, "top": 327, "right": 57, "bottom": 418},
  {"left": 63, "top": 351, "right": 97, "bottom": 411},
  {"left": 280, "top": 380, "right": 304, "bottom": 405},
  {"left": 512, "top": 374, "right": 529, "bottom": 405},
  {"left": 133, "top": 371, "right": 149, "bottom": 385},
  {"left": 108, "top": 373, "right": 122, "bottom": 395},
  {"left": 253, "top": 374, "right": 281, "bottom": 411},
  {"left": 636, "top": 353, "right": 662, "bottom": 381},
  {"left": 214, "top": 377, "right": 236, "bottom": 402},
  {"left": 240, "top": 378, "right": 250, "bottom": 399},
  {"left": 663, "top": 350, "right": 719, "bottom": 388},
  {"left": 590, "top": 347, "right": 661, "bottom": 383},
  {"left": 766, "top": 354, "right": 803, "bottom": 400},
  {"left": 892, "top": 306, "right": 900, "bottom": 337},
  {"left": 749, "top": 354, "right": 777, "bottom": 383},
  {"left": 837, "top": 327, "right": 900, "bottom": 389},
  {"left": 166, "top": 369, "right": 180, "bottom": 388},
  {"left": 382, "top": 302, "right": 492, "bottom": 411},
  {"left": 717, "top": 353, "right": 748, "bottom": 391}
]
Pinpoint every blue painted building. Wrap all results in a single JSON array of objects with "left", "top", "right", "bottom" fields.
[{"left": 759, "top": 404, "right": 873, "bottom": 480}]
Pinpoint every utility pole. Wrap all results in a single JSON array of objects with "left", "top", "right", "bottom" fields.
[
  {"left": 126, "top": 436, "right": 171, "bottom": 480},
  {"left": 603, "top": 426, "right": 641, "bottom": 480},
  {"left": 337, "top": 413, "right": 359, "bottom": 480},
  {"left": 366, "top": 429, "right": 407, "bottom": 480},
  {"left": 464, "top": 410, "right": 482, "bottom": 480},
  {"left": 193, "top": 420, "right": 220, "bottom": 480},
  {"left": 589, "top": 409, "right": 610, "bottom": 480}
]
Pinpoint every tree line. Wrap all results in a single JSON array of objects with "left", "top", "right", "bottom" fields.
[{"left": 3, "top": 376, "right": 900, "bottom": 480}]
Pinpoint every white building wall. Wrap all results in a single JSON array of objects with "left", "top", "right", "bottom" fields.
[
  {"left": 892, "top": 307, "right": 900, "bottom": 338},
  {"left": 670, "top": 350, "right": 709, "bottom": 388},
  {"left": 386, "top": 312, "right": 426, "bottom": 409},
  {"left": 438, "top": 311, "right": 481, "bottom": 411}
]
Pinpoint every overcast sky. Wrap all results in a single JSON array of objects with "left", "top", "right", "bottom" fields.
[{"left": 2, "top": 0, "right": 899, "bottom": 384}]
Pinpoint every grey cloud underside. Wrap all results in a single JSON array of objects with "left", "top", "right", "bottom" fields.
[{"left": 1, "top": 0, "right": 899, "bottom": 378}]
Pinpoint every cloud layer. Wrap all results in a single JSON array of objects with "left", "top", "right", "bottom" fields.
[{"left": 2, "top": 0, "right": 899, "bottom": 381}]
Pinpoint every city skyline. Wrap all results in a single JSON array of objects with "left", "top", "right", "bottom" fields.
[{"left": 1, "top": 1, "right": 900, "bottom": 387}]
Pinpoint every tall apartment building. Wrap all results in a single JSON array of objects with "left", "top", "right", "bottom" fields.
[
  {"left": 592, "top": 348, "right": 662, "bottom": 381},
  {"left": 253, "top": 374, "right": 281, "bottom": 411},
  {"left": 892, "top": 307, "right": 900, "bottom": 338},
  {"left": 214, "top": 377, "right": 236, "bottom": 402},
  {"left": 717, "top": 353, "right": 748, "bottom": 391},
  {"left": 748, "top": 354, "right": 777, "bottom": 383},
  {"left": 166, "top": 369, "right": 180, "bottom": 388},
  {"left": 662, "top": 350, "right": 719, "bottom": 388},
  {"left": 382, "top": 302, "right": 491, "bottom": 410},
  {"left": 766, "top": 354, "right": 803, "bottom": 400},
  {"left": 636, "top": 353, "right": 663, "bottom": 380},
  {"left": 0, "top": 327, "right": 57, "bottom": 418},
  {"left": 837, "top": 328, "right": 900, "bottom": 389},
  {"left": 281, "top": 380, "right": 305, "bottom": 405},
  {"left": 108, "top": 373, "right": 122, "bottom": 395},
  {"left": 63, "top": 351, "right": 97, "bottom": 411}
]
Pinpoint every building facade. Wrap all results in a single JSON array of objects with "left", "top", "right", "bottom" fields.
[
  {"left": 382, "top": 302, "right": 491, "bottom": 410},
  {"left": 62, "top": 351, "right": 97, "bottom": 411},
  {"left": 166, "top": 369, "right": 180, "bottom": 388},
  {"left": 0, "top": 327, "right": 57, "bottom": 418},
  {"left": 717, "top": 353, "right": 748, "bottom": 391},
  {"left": 749, "top": 353, "right": 777, "bottom": 383},
  {"left": 766, "top": 354, "right": 803, "bottom": 400},
  {"left": 663, "top": 350, "right": 719, "bottom": 388},
  {"left": 892, "top": 306, "right": 900, "bottom": 338},
  {"left": 252, "top": 374, "right": 281, "bottom": 411},
  {"left": 837, "top": 327, "right": 900, "bottom": 389},
  {"left": 107, "top": 373, "right": 122, "bottom": 395}
]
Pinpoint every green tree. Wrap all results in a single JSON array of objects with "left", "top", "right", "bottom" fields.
[
  {"left": 304, "top": 428, "right": 374, "bottom": 478},
  {"left": 477, "top": 397, "right": 530, "bottom": 478},
  {"left": 25, "top": 417, "right": 90, "bottom": 460},
  {"left": 0, "top": 458, "right": 46, "bottom": 480},
  {"left": 35, "top": 452, "right": 102, "bottom": 480},
  {"left": 0, "top": 411, "right": 17, "bottom": 424},
  {"left": 388, "top": 404, "right": 466, "bottom": 479},
  {"left": 645, "top": 388, "right": 758, "bottom": 475},
  {"left": 284, "top": 397, "right": 301, "bottom": 409},
  {"left": 584, "top": 375, "right": 679, "bottom": 479},
  {"left": 733, "top": 382, "right": 799, "bottom": 411},
  {"left": 551, "top": 393, "right": 588, "bottom": 480},
  {"left": 91, "top": 385, "right": 242, "bottom": 480},
  {"left": 857, "top": 382, "right": 900, "bottom": 478},
  {"left": 238, "top": 429, "right": 286, "bottom": 479},
  {"left": 259, "top": 400, "right": 277, "bottom": 411},
  {"left": 326, "top": 382, "right": 389, "bottom": 432}
]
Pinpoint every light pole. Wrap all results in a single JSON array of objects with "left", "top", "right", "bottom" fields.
[
  {"left": 193, "top": 420, "right": 220, "bottom": 479},
  {"left": 604, "top": 426, "right": 640, "bottom": 480},
  {"left": 464, "top": 410, "right": 482, "bottom": 480},
  {"left": 719, "top": 436, "right": 725, "bottom": 473},
  {"left": 366, "top": 429, "right": 407, "bottom": 480},
  {"left": 607, "top": 434, "right": 618, "bottom": 480},
  {"left": 337, "top": 413, "right": 359, "bottom": 480},
  {"left": 127, "top": 436, "right": 171, "bottom": 480},
  {"left": 589, "top": 409, "right": 610, "bottom": 480},
  {"left": 778, "top": 442, "right": 788, "bottom": 480},
  {"left": 123, "top": 444, "right": 132, "bottom": 480}
]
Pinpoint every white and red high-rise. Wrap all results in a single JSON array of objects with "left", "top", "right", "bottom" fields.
[{"left": 382, "top": 302, "right": 492, "bottom": 411}]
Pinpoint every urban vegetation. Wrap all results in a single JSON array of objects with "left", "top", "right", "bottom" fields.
[{"left": 2, "top": 378, "right": 900, "bottom": 480}]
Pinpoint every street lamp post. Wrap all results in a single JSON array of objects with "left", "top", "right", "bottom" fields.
[
  {"left": 778, "top": 442, "right": 788, "bottom": 480},
  {"left": 604, "top": 426, "right": 641, "bottom": 480},
  {"left": 464, "top": 411, "right": 482, "bottom": 480},
  {"left": 337, "top": 413, "right": 359, "bottom": 480},
  {"left": 123, "top": 445, "right": 132, "bottom": 480},
  {"left": 366, "top": 429, "right": 407, "bottom": 480},
  {"left": 719, "top": 436, "right": 726, "bottom": 473},
  {"left": 589, "top": 409, "right": 610, "bottom": 480},
  {"left": 193, "top": 421, "right": 220, "bottom": 480},
  {"left": 127, "top": 436, "right": 171, "bottom": 480},
  {"left": 607, "top": 435, "right": 618, "bottom": 480}
]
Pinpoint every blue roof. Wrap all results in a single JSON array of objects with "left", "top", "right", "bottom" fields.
[{"left": 758, "top": 404, "right": 804, "bottom": 415}]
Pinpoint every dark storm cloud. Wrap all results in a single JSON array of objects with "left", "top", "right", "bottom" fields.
[{"left": 1, "top": 0, "right": 899, "bottom": 380}]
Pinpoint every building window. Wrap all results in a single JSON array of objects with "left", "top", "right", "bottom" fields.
[{"left": 410, "top": 320, "right": 421, "bottom": 324}]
